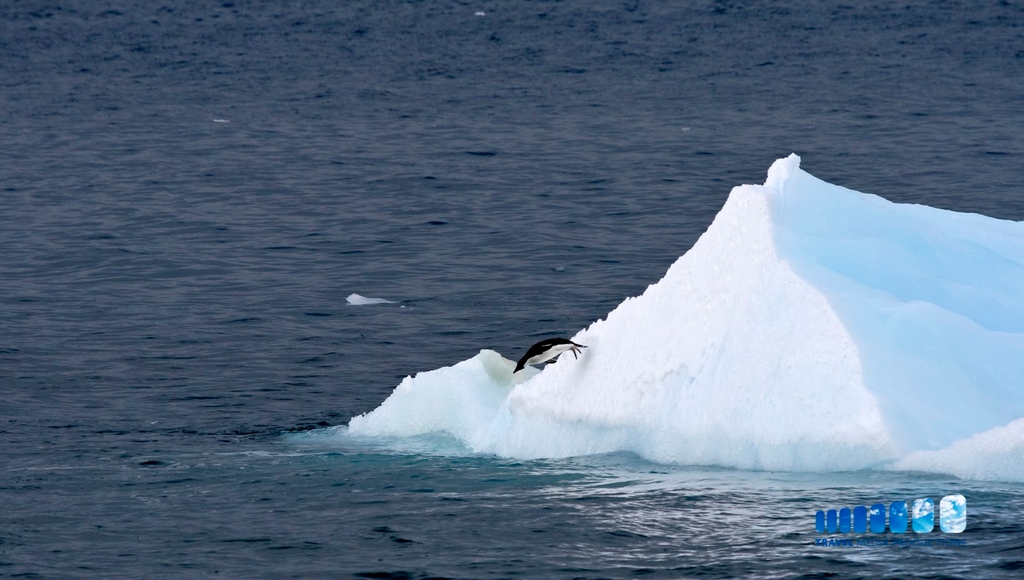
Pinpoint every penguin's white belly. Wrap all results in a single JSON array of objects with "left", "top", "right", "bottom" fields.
[{"left": 525, "top": 343, "right": 575, "bottom": 366}]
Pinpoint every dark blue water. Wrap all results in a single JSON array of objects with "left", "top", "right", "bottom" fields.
[{"left": 3, "top": 0, "right": 1023, "bottom": 577}]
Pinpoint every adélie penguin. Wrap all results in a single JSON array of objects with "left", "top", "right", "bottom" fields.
[{"left": 514, "top": 338, "right": 587, "bottom": 373}]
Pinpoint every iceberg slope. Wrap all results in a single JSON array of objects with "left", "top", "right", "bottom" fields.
[
  {"left": 768, "top": 157, "right": 1024, "bottom": 454},
  {"left": 348, "top": 155, "right": 1024, "bottom": 477}
]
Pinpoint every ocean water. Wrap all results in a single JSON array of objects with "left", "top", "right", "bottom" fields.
[{"left": 2, "top": 0, "right": 1023, "bottom": 577}]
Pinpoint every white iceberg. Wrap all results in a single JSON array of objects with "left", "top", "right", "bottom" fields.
[{"left": 346, "top": 155, "right": 1024, "bottom": 481}]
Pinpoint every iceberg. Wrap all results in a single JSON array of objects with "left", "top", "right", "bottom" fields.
[{"left": 346, "top": 155, "right": 1024, "bottom": 481}]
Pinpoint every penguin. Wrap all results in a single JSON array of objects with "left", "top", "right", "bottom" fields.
[{"left": 514, "top": 338, "right": 587, "bottom": 373}]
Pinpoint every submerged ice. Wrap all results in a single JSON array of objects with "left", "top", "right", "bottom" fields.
[{"left": 346, "top": 155, "right": 1024, "bottom": 481}]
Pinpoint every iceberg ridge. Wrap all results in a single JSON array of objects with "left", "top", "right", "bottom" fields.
[{"left": 346, "top": 155, "right": 1024, "bottom": 481}]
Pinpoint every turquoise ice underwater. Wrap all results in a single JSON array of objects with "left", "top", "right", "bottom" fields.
[{"left": 329, "top": 155, "right": 1024, "bottom": 482}]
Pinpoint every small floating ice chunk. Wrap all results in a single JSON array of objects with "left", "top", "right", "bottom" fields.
[
  {"left": 475, "top": 11, "right": 485, "bottom": 16},
  {"left": 346, "top": 293, "right": 394, "bottom": 306}
]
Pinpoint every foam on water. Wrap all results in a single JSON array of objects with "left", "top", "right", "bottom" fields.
[{"left": 346, "top": 155, "right": 1024, "bottom": 480}]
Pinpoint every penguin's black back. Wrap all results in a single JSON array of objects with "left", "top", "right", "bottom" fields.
[{"left": 514, "top": 338, "right": 577, "bottom": 373}]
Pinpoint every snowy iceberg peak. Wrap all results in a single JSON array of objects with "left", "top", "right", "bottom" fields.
[
  {"left": 347, "top": 154, "right": 1024, "bottom": 480},
  {"left": 500, "top": 164, "right": 893, "bottom": 468}
]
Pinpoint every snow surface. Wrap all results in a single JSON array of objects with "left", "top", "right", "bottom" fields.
[{"left": 346, "top": 155, "right": 1024, "bottom": 481}]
